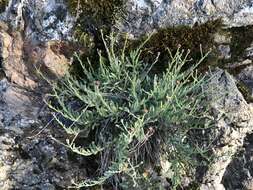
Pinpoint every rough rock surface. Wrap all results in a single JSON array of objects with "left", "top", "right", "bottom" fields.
[
  {"left": 201, "top": 69, "right": 253, "bottom": 189},
  {"left": 0, "top": 24, "right": 71, "bottom": 127},
  {"left": 3, "top": 0, "right": 253, "bottom": 39},
  {"left": 24, "top": 41, "right": 72, "bottom": 80},
  {"left": 236, "top": 41, "right": 253, "bottom": 97},
  {"left": 222, "top": 133, "right": 253, "bottom": 190},
  {"left": 0, "top": 23, "right": 37, "bottom": 88},
  {"left": 119, "top": 0, "right": 253, "bottom": 37},
  {"left": 3, "top": 0, "right": 74, "bottom": 42},
  {"left": 237, "top": 65, "right": 253, "bottom": 97},
  {"left": 0, "top": 1, "right": 85, "bottom": 189},
  {"left": 0, "top": 79, "right": 41, "bottom": 129},
  {"left": 0, "top": 128, "right": 87, "bottom": 190}
]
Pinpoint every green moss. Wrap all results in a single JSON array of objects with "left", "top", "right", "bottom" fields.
[
  {"left": 67, "top": 0, "right": 223, "bottom": 74},
  {"left": 229, "top": 25, "right": 253, "bottom": 62},
  {"left": 0, "top": 70, "right": 5, "bottom": 80},
  {"left": 67, "top": 0, "right": 124, "bottom": 34},
  {"left": 128, "top": 20, "right": 223, "bottom": 72},
  {"left": 0, "top": 0, "right": 8, "bottom": 13}
]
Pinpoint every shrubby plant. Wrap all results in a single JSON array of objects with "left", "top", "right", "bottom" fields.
[{"left": 46, "top": 33, "right": 212, "bottom": 189}]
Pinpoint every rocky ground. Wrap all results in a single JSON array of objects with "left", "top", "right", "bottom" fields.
[{"left": 0, "top": 0, "right": 253, "bottom": 189}]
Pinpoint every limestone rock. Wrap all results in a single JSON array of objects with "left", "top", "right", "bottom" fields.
[
  {"left": 3, "top": 0, "right": 74, "bottom": 42},
  {"left": 25, "top": 41, "right": 72, "bottom": 80},
  {"left": 200, "top": 69, "right": 253, "bottom": 189},
  {"left": 0, "top": 20, "right": 72, "bottom": 127},
  {"left": 0, "top": 78, "right": 40, "bottom": 129},
  {"left": 222, "top": 133, "right": 253, "bottom": 190},
  {"left": 0, "top": 128, "right": 87, "bottom": 189},
  {"left": 237, "top": 65, "right": 253, "bottom": 97},
  {"left": 118, "top": 0, "right": 253, "bottom": 37},
  {"left": 0, "top": 26, "right": 37, "bottom": 88},
  {"left": 3, "top": 0, "right": 253, "bottom": 39}
]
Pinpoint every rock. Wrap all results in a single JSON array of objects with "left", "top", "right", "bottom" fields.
[
  {"left": 118, "top": 0, "right": 253, "bottom": 37},
  {"left": 0, "top": 23, "right": 73, "bottom": 86},
  {"left": 222, "top": 133, "right": 253, "bottom": 190},
  {"left": 0, "top": 17, "right": 72, "bottom": 128},
  {"left": 0, "top": 79, "right": 41, "bottom": 128},
  {"left": 0, "top": 27, "right": 37, "bottom": 88},
  {"left": 213, "top": 32, "right": 232, "bottom": 44},
  {"left": 0, "top": 25, "right": 43, "bottom": 127},
  {"left": 200, "top": 69, "right": 253, "bottom": 189},
  {"left": 24, "top": 41, "right": 72, "bottom": 80},
  {"left": 0, "top": 128, "right": 87, "bottom": 190},
  {"left": 225, "top": 59, "right": 252, "bottom": 70},
  {"left": 244, "top": 42, "right": 253, "bottom": 59},
  {"left": 217, "top": 44, "right": 231, "bottom": 59},
  {"left": 3, "top": 0, "right": 74, "bottom": 42},
  {"left": 224, "top": 4, "right": 253, "bottom": 28},
  {"left": 3, "top": 0, "right": 253, "bottom": 39},
  {"left": 237, "top": 65, "right": 253, "bottom": 97}
]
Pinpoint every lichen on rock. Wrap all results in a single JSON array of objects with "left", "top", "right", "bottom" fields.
[{"left": 3, "top": 0, "right": 74, "bottom": 42}]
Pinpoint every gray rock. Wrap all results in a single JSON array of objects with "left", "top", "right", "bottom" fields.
[
  {"left": 217, "top": 44, "right": 231, "bottom": 60},
  {"left": 237, "top": 65, "right": 253, "bottom": 96},
  {"left": 200, "top": 69, "right": 253, "bottom": 189},
  {"left": 245, "top": 42, "right": 253, "bottom": 59},
  {"left": 3, "top": 0, "right": 74, "bottom": 42},
  {"left": 0, "top": 78, "right": 41, "bottom": 129},
  {"left": 0, "top": 129, "right": 87, "bottom": 190},
  {"left": 3, "top": 0, "right": 253, "bottom": 39},
  {"left": 118, "top": 0, "right": 253, "bottom": 37},
  {"left": 222, "top": 133, "right": 253, "bottom": 190},
  {"left": 0, "top": 8, "right": 72, "bottom": 129}
]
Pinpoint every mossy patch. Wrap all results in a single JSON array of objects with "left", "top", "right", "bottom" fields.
[
  {"left": 67, "top": 0, "right": 125, "bottom": 36},
  {"left": 229, "top": 25, "right": 253, "bottom": 62},
  {"left": 127, "top": 20, "right": 223, "bottom": 72},
  {"left": 0, "top": 0, "right": 8, "bottom": 13},
  {"left": 0, "top": 70, "right": 5, "bottom": 80}
]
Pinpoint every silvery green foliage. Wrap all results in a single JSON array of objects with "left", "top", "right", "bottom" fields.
[{"left": 47, "top": 34, "right": 211, "bottom": 189}]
